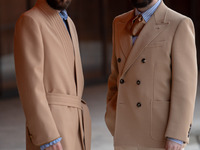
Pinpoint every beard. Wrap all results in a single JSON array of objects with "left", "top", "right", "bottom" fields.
[
  {"left": 46, "top": 0, "right": 71, "bottom": 10},
  {"left": 130, "top": 0, "right": 153, "bottom": 8}
]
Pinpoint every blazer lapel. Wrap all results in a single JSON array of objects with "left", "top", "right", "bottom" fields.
[
  {"left": 68, "top": 18, "right": 84, "bottom": 97},
  {"left": 117, "top": 10, "right": 135, "bottom": 58},
  {"left": 122, "top": 2, "right": 170, "bottom": 75}
]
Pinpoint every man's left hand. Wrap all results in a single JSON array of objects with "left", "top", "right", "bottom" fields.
[{"left": 165, "top": 139, "right": 183, "bottom": 150}]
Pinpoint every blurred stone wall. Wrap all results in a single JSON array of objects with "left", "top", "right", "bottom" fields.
[{"left": 0, "top": 0, "right": 26, "bottom": 55}]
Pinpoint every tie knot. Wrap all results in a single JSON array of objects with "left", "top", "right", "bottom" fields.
[
  {"left": 59, "top": 10, "right": 68, "bottom": 20},
  {"left": 129, "top": 14, "right": 146, "bottom": 36},
  {"left": 132, "top": 14, "right": 144, "bottom": 24}
]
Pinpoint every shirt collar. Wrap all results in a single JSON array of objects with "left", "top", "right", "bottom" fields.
[
  {"left": 59, "top": 9, "right": 68, "bottom": 20},
  {"left": 136, "top": 0, "right": 161, "bottom": 22}
]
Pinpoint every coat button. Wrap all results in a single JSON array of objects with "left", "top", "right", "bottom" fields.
[
  {"left": 120, "top": 79, "right": 124, "bottom": 84},
  {"left": 136, "top": 80, "right": 141, "bottom": 85},
  {"left": 141, "top": 58, "right": 146, "bottom": 63},
  {"left": 137, "top": 102, "right": 142, "bottom": 107},
  {"left": 117, "top": 58, "right": 121, "bottom": 63}
]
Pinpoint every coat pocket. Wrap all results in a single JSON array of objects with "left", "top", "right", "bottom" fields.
[
  {"left": 151, "top": 100, "right": 170, "bottom": 141},
  {"left": 147, "top": 41, "right": 166, "bottom": 48}
]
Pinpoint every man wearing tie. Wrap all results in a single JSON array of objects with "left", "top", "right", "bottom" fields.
[
  {"left": 105, "top": 0, "right": 197, "bottom": 150},
  {"left": 14, "top": 0, "right": 91, "bottom": 150}
]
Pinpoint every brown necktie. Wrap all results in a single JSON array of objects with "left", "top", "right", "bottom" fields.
[{"left": 130, "top": 14, "right": 146, "bottom": 36}]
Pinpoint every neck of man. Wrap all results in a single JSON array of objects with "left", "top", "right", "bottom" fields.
[{"left": 137, "top": 0, "right": 158, "bottom": 13}]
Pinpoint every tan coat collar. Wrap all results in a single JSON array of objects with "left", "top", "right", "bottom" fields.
[
  {"left": 68, "top": 18, "right": 85, "bottom": 97},
  {"left": 35, "top": 0, "right": 84, "bottom": 97},
  {"left": 117, "top": 1, "right": 170, "bottom": 76}
]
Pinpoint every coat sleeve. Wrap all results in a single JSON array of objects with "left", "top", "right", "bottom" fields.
[
  {"left": 14, "top": 15, "right": 60, "bottom": 146},
  {"left": 165, "top": 18, "right": 198, "bottom": 143},
  {"left": 105, "top": 18, "right": 119, "bottom": 136}
]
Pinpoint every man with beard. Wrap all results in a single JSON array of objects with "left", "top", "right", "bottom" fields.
[
  {"left": 14, "top": 0, "right": 91, "bottom": 150},
  {"left": 105, "top": 0, "right": 197, "bottom": 150}
]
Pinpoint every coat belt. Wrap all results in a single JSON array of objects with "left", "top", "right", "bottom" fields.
[
  {"left": 46, "top": 93, "right": 82, "bottom": 109},
  {"left": 46, "top": 93, "right": 91, "bottom": 150}
]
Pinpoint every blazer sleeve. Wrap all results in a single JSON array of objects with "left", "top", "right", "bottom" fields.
[
  {"left": 14, "top": 15, "right": 60, "bottom": 146},
  {"left": 165, "top": 18, "right": 198, "bottom": 143},
  {"left": 105, "top": 18, "right": 119, "bottom": 136}
]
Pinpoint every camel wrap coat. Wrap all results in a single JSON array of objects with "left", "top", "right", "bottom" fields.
[
  {"left": 14, "top": 0, "right": 91, "bottom": 149},
  {"left": 105, "top": 1, "right": 197, "bottom": 150}
]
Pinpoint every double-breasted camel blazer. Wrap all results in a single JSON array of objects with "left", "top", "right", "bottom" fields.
[
  {"left": 14, "top": 0, "right": 91, "bottom": 149},
  {"left": 105, "top": 1, "right": 197, "bottom": 150}
]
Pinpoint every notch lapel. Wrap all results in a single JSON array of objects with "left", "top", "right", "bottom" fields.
[{"left": 122, "top": 2, "right": 170, "bottom": 75}]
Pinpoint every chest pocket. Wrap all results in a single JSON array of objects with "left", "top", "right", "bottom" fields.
[
  {"left": 147, "top": 41, "right": 166, "bottom": 48},
  {"left": 144, "top": 41, "right": 170, "bottom": 64}
]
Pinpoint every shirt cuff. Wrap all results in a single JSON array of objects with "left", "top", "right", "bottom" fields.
[
  {"left": 168, "top": 137, "right": 183, "bottom": 145},
  {"left": 40, "top": 137, "right": 62, "bottom": 150}
]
